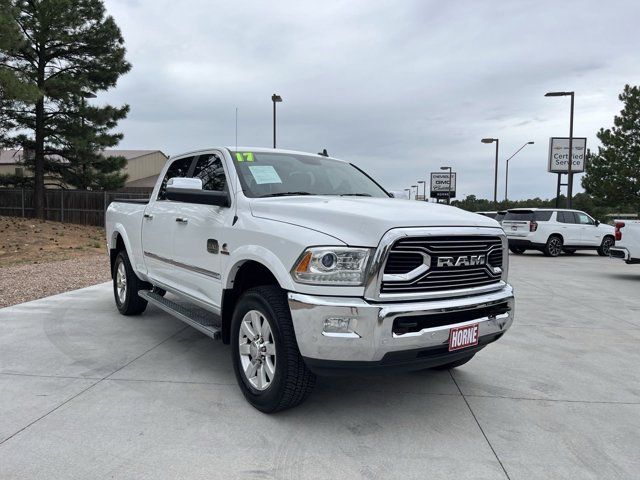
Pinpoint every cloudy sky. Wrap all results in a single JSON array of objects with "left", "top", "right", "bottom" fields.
[{"left": 101, "top": 0, "right": 639, "bottom": 200}]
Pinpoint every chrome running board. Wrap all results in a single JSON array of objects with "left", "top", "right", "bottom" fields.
[{"left": 139, "top": 290, "right": 221, "bottom": 340}]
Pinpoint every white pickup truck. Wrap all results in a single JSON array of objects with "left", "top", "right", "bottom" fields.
[
  {"left": 106, "top": 147, "right": 514, "bottom": 412},
  {"left": 610, "top": 220, "right": 640, "bottom": 265}
]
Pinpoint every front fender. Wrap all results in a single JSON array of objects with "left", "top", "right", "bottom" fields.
[{"left": 223, "top": 245, "right": 296, "bottom": 291}]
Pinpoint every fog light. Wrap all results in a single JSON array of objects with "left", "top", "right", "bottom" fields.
[{"left": 323, "top": 317, "right": 357, "bottom": 335}]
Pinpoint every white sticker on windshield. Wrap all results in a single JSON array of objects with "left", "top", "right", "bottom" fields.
[{"left": 248, "top": 165, "right": 282, "bottom": 184}]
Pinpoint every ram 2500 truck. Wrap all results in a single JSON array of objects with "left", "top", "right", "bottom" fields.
[
  {"left": 610, "top": 220, "right": 640, "bottom": 264},
  {"left": 106, "top": 147, "right": 514, "bottom": 412}
]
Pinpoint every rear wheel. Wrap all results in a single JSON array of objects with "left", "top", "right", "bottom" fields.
[
  {"left": 543, "top": 236, "right": 563, "bottom": 257},
  {"left": 509, "top": 246, "right": 526, "bottom": 254},
  {"left": 432, "top": 353, "right": 476, "bottom": 370},
  {"left": 113, "top": 250, "right": 148, "bottom": 315},
  {"left": 597, "top": 236, "right": 614, "bottom": 256},
  {"left": 231, "top": 285, "right": 316, "bottom": 413}
]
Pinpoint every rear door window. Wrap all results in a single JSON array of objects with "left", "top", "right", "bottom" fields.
[
  {"left": 557, "top": 211, "right": 578, "bottom": 223},
  {"left": 157, "top": 156, "right": 195, "bottom": 200}
]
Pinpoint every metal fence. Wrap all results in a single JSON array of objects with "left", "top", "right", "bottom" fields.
[{"left": 0, "top": 188, "right": 151, "bottom": 227}]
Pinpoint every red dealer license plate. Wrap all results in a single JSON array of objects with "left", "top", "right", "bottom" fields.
[{"left": 448, "top": 323, "right": 479, "bottom": 351}]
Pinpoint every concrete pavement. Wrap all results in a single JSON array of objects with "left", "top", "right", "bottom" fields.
[{"left": 1, "top": 252, "right": 639, "bottom": 479}]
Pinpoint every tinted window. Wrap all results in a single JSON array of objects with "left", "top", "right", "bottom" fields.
[
  {"left": 157, "top": 156, "right": 194, "bottom": 200},
  {"left": 576, "top": 212, "right": 594, "bottom": 225},
  {"left": 504, "top": 211, "right": 534, "bottom": 221},
  {"left": 534, "top": 211, "right": 553, "bottom": 221},
  {"left": 557, "top": 211, "right": 578, "bottom": 224},
  {"left": 192, "top": 153, "right": 227, "bottom": 191}
]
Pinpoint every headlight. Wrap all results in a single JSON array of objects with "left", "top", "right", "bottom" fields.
[{"left": 292, "top": 247, "right": 371, "bottom": 285}]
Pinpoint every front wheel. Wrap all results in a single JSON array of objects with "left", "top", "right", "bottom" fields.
[
  {"left": 231, "top": 286, "right": 316, "bottom": 413},
  {"left": 543, "top": 236, "right": 563, "bottom": 257},
  {"left": 597, "top": 236, "right": 614, "bottom": 256},
  {"left": 113, "top": 250, "right": 148, "bottom": 315}
]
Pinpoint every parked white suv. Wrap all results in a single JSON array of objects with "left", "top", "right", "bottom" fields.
[{"left": 502, "top": 208, "right": 615, "bottom": 257}]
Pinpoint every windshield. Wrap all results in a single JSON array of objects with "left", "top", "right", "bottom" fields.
[{"left": 228, "top": 150, "right": 389, "bottom": 198}]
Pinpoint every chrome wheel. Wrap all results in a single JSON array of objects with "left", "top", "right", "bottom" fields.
[
  {"left": 548, "top": 237, "right": 562, "bottom": 256},
  {"left": 116, "top": 261, "right": 127, "bottom": 304},
  {"left": 238, "top": 310, "right": 276, "bottom": 391}
]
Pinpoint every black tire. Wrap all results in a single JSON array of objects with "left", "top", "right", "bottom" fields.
[
  {"left": 432, "top": 353, "right": 476, "bottom": 370},
  {"left": 113, "top": 250, "right": 148, "bottom": 315},
  {"left": 563, "top": 248, "right": 577, "bottom": 255},
  {"left": 543, "top": 235, "right": 563, "bottom": 257},
  {"left": 231, "top": 285, "right": 316, "bottom": 413},
  {"left": 597, "top": 236, "right": 615, "bottom": 256},
  {"left": 509, "top": 246, "right": 526, "bottom": 254}
]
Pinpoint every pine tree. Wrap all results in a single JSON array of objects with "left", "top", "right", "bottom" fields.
[
  {"left": 582, "top": 84, "right": 640, "bottom": 212},
  {"left": 0, "top": 0, "right": 131, "bottom": 217}
]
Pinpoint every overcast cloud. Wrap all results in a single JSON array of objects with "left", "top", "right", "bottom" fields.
[{"left": 101, "top": 0, "right": 640, "bottom": 200}]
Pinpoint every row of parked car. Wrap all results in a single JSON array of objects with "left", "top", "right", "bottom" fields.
[{"left": 477, "top": 208, "right": 639, "bottom": 262}]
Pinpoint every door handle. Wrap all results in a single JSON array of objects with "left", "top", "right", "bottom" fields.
[
  {"left": 175, "top": 217, "right": 188, "bottom": 224},
  {"left": 143, "top": 213, "right": 153, "bottom": 220}
]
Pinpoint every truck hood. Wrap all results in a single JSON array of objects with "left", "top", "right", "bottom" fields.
[{"left": 249, "top": 196, "right": 500, "bottom": 246}]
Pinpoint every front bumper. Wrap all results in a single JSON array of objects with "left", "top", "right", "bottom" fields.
[{"left": 288, "top": 285, "right": 514, "bottom": 374}]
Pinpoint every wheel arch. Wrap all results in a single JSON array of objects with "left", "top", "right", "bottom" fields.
[{"left": 221, "top": 259, "right": 282, "bottom": 344}]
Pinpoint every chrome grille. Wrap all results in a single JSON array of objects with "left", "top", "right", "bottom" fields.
[{"left": 381, "top": 236, "right": 503, "bottom": 294}]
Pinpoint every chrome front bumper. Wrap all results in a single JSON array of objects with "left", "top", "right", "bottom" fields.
[{"left": 288, "top": 285, "right": 514, "bottom": 365}]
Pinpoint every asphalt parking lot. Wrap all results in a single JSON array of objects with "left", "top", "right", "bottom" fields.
[{"left": 1, "top": 252, "right": 639, "bottom": 479}]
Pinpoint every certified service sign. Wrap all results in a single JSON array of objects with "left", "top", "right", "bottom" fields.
[{"left": 548, "top": 137, "right": 587, "bottom": 173}]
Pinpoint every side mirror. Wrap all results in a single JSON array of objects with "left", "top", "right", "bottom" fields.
[
  {"left": 167, "top": 177, "right": 203, "bottom": 190},
  {"left": 595, "top": 220, "right": 600, "bottom": 226},
  {"left": 166, "top": 178, "right": 230, "bottom": 207}
]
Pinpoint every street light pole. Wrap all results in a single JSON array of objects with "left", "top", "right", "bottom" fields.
[
  {"left": 504, "top": 141, "right": 534, "bottom": 201},
  {"left": 545, "top": 91, "right": 575, "bottom": 208},
  {"left": 481, "top": 138, "right": 499, "bottom": 206},
  {"left": 417, "top": 180, "right": 426, "bottom": 201},
  {"left": 271, "top": 93, "right": 282, "bottom": 148}
]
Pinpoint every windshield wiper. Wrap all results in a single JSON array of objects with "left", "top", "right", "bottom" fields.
[
  {"left": 339, "top": 193, "right": 372, "bottom": 197},
  {"left": 259, "top": 191, "right": 313, "bottom": 198}
]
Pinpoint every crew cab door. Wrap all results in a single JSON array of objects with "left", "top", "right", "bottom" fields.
[
  {"left": 555, "top": 211, "right": 581, "bottom": 245},
  {"left": 575, "top": 211, "right": 600, "bottom": 246},
  {"left": 142, "top": 155, "right": 195, "bottom": 289},
  {"left": 171, "top": 152, "right": 233, "bottom": 309}
]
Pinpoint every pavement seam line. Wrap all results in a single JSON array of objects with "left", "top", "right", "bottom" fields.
[
  {"left": 0, "top": 326, "right": 187, "bottom": 447},
  {"left": 449, "top": 370, "right": 512, "bottom": 480}
]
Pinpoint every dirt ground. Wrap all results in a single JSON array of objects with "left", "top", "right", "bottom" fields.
[
  {"left": 0, "top": 216, "right": 111, "bottom": 308},
  {"left": 0, "top": 216, "right": 105, "bottom": 267}
]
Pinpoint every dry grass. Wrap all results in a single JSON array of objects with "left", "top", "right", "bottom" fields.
[
  {"left": 0, "top": 216, "right": 111, "bottom": 308},
  {"left": 0, "top": 215, "right": 106, "bottom": 267}
]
